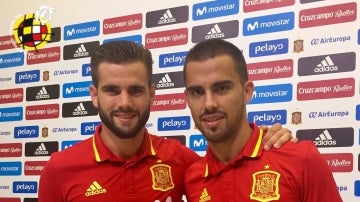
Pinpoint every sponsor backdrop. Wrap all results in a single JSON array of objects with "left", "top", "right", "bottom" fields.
[{"left": 0, "top": 0, "right": 359, "bottom": 201}]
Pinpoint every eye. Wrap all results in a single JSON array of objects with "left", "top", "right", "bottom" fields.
[
  {"left": 128, "top": 86, "right": 145, "bottom": 96},
  {"left": 188, "top": 88, "right": 204, "bottom": 97},
  {"left": 214, "top": 84, "right": 229, "bottom": 94},
  {"left": 104, "top": 86, "right": 119, "bottom": 95}
]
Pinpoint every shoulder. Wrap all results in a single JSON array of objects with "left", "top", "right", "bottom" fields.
[
  {"left": 267, "top": 140, "right": 322, "bottom": 162},
  {"left": 48, "top": 137, "right": 92, "bottom": 162},
  {"left": 150, "top": 134, "right": 201, "bottom": 165}
]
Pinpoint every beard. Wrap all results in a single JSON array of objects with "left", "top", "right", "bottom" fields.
[{"left": 98, "top": 103, "right": 150, "bottom": 139}]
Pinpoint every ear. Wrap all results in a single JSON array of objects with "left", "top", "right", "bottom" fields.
[
  {"left": 243, "top": 81, "right": 254, "bottom": 103},
  {"left": 89, "top": 85, "right": 99, "bottom": 108},
  {"left": 149, "top": 83, "right": 156, "bottom": 105}
]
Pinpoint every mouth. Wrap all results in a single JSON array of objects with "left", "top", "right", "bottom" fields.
[
  {"left": 114, "top": 113, "right": 136, "bottom": 123},
  {"left": 201, "top": 114, "right": 224, "bottom": 127}
]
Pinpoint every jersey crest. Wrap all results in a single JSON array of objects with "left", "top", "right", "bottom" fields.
[
  {"left": 150, "top": 164, "right": 174, "bottom": 191},
  {"left": 250, "top": 164, "right": 280, "bottom": 202}
]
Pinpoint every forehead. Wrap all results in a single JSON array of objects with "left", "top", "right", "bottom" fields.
[
  {"left": 97, "top": 61, "right": 148, "bottom": 86},
  {"left": 185, "top": 55, "right": 239, "bottom": 86}
]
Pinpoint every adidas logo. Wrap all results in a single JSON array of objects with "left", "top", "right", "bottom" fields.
[
  {"left": 315, "top": 56, "right": 338, "bottom": 73},
  {"left": 72, "top": 102, "right": 88, "bottom": 116},
  {"left": 34, "top": 143, "right": 49, "bottom": 155},
  {"left": 156, "top": 73, "right": 174, "bottom": 88},
  {"left": 199, "top": 188, "right": 211, "bottom": 202},
  {"left": 74, "top": 44, "right": 89, "bottom": 58},
  {"left": 313, "top": 129, "right": 336, "bottom": 146},
  {"left": 85, "top": 181, "right": 107, "bottom": 196},
  {"left": 36, "top": 86, "right": 50, "bottom": 99},
  {"left": 205, "top": 24, "right": 224, "bottom": 40},
  {"left": 158, "top": 9, "right": 176, "bottom": 24}
]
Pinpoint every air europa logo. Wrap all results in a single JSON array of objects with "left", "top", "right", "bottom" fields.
[
  {"left": 299, "top": 2, "right": 356, "bottom": 28},
  {"left": 297, "top": 78, "right": 354, "bottom": 101}
]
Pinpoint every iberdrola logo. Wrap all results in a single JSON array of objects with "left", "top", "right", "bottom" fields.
[{"left": 11, "top": 5, "right": 55, "bottom": 51}]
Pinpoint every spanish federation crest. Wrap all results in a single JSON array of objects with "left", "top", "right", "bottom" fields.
[
  {"left": 250, "top": 164, "right": 280, "bottom": 202},
  {"left": 150, "top": 164, "right": 174, "bottom": 191}
]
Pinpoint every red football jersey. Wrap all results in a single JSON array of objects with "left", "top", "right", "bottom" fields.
[
  {"left": 39, "top": 124, "right": 200, "bottom": 202},
  {"left": 184, "top": 123, "right": 342, "bottom": 202}
]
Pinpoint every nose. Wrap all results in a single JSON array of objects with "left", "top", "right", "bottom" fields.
[
  {"left": 204, "top": 92, "right": 218, "bottom": 111},
  {"left": 116, "top": 92, "right": 132, "bottom": 109}
]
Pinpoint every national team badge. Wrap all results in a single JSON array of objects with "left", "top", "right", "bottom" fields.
[
  {"left": 150, "top": 164, "right": 174, "bottom": 191},
  {"left": 250, "top": 164, "right": 280, "bottom": 202}
]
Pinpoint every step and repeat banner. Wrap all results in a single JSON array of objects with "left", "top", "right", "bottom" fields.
[{"left": 0, "top": 0, "right": 359, "bottom": 201}]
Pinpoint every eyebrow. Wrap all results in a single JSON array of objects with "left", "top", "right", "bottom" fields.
[{"left": 186, "top": 80, "right": 233, "bottom": 91}]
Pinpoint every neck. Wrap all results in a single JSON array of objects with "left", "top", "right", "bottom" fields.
[
  {"left": 100, "top": 126, "right": 145, "bottom": 160},
  {"left": 208, "top": 122, "right": 252, "bottom": 164}
]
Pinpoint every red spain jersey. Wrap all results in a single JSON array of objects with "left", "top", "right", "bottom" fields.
[
  {"left": 184, "top": 123, "right": 343, "bottom": 202},
  {"left": 39, "top": 124, "right": 200, "bottom": 202}
]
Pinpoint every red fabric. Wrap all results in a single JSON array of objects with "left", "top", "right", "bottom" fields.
[
  {"left": 184, "top": 123, "right": 342, "bottom": 202},
  {"left": 39, "top": 124, "right": 200, "bottom": 202}
]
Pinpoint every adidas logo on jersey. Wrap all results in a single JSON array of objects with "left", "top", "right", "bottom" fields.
[
  {"left": 314, "top": 129, "right": 336, "bottom": 146},
  {"left": 85, "top": 181, "right": 107, "bottom": 196},
  {"left": 199, "top": 188, "right": 211, "bottom": 202},
  {"left": 158, "top": 9, "right": 176, "bottom": 24},
  {"left": 205, "top": 24, "right": 224, "bottom": 40},
  {"left": 74, "top": 44, "right": 89, "bottom": 58}
]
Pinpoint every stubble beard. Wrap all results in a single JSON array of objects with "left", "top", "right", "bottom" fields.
[{"left": 98, "top": 103, "right": 150, "bottom": 139}]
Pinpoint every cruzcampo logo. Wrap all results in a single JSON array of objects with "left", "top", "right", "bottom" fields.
[{"left": 11, "top": 5, "right": 55, "bottom": 51}]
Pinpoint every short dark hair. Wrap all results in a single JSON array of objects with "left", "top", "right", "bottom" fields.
[
  {"left": 184, "top": 39, "right": 248, "bottom": 85},
  {"left": 90, "top": 41, "right": 153, "bottom": 87}
]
